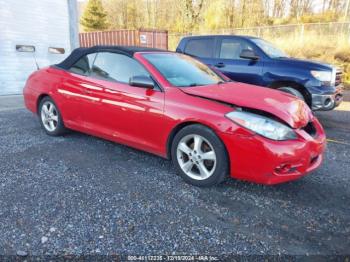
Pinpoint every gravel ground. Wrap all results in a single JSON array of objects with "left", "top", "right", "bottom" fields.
[{"left": 0, "top": 96, "right": 349, "bottom": 257}]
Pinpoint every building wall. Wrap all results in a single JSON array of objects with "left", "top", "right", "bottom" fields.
[{"left": 0, "top": 0, "right": 78, "bottom": 95}]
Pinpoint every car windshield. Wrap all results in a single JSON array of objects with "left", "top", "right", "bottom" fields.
[
  {"left": 142, "top": 53, "right": 223, "bottom": 87},
  {"left": 251, "top": 38, "right": 289, "bottom": 58}
]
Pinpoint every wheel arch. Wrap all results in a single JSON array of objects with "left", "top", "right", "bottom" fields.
[
  {"left": 166, "top": 121, "right": 229, "bottom": 161},
  {"left": 36, "top": 93, "right": 50, "bottom": 114},
  {"left": 269, "top": 80, "right": 312, "bottom": 106}
]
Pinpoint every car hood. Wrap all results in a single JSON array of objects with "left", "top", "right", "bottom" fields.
[
  {"left": 275, "top": 57, "right": 333, "bottom": 71},
  {"left": 182, "top": 82, "right": 312, "bottom": 129}
]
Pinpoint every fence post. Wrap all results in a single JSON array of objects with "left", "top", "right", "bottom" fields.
[
  {"left": 300, "top": 24, "right": 304, "bottom": 44},
  {"left": 165, "top": 30, "right": 169, "bottom": 50}
]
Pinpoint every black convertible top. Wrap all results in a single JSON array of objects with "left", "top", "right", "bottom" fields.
[{"left": 56, "top": 45, "right": 166, "bottom": 70}]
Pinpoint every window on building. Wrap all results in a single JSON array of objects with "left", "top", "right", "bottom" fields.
[
  {"left": 184, "top": 39, "right": 214, "bottom": 58},
  {"left": 49, "top": 47, "right": 65, "bottom": 54},
  {"left": 16, "top": 45, "right": 35, "bottom": 52}
]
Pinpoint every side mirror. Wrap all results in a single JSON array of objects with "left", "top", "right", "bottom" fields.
[
  {"left": 129, "top": 75, "right": 155, "bottom": 89},
  {"left": 175, "top": 47, "right": 183, "bottom": 53},
  {"left": 240, "top": 49, "right": 259, "bottom": 60}
]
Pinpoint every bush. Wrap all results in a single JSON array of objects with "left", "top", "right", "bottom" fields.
[
  {"left": 342, "top": 64, "right": 350, "bottom": 88},
  {"left": 335, "top": 51, "right": 350, "bottom": 63}
]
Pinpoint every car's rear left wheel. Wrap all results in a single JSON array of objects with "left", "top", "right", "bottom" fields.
[
  {"left": 171, "top": 124, "right": 229, "bottom": 187},
  {"left": 39, "top": 97, "right": 66, "bottom": 136}
]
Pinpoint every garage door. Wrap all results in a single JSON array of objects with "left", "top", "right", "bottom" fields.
[{"left": 0, "top": 0, "right": 72, "bottom": 95}]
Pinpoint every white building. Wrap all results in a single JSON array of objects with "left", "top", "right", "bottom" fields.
[{"left": 0, "top": 0, "right": 79, "bottom": 95}]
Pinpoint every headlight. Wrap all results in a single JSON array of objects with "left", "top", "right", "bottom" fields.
[
  {"left": 311, "top": 70, "right": 333, "bottom": 85},
  {"left": 226, "top": 111, "right": 297, "bottom": 141}
]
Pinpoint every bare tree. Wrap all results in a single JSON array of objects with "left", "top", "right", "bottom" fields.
[{"left": 184, "top": 0, "right": 204, "bottom": 31}]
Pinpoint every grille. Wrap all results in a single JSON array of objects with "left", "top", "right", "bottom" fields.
[
  {"left": 335, "top": 69, "right": 343, "bottom": 87},
  {"left": 302, "top": 122, "right": 317, "bottom": 137}
]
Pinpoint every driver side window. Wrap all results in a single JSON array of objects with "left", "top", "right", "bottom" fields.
[
  {"left": 90, "top": 52, "right": 149, "bottom": 83},
  {"left": 219, "top": 39, "right": 253, "bottom": 60}
]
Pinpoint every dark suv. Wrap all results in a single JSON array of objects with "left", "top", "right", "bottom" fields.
[{"left": 176, "top": 35, "right": 343, "bottom": 110}]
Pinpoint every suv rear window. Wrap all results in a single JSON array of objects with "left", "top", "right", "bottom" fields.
[{"left": 184, "top": 38, "right": 214, "bottom": 58}]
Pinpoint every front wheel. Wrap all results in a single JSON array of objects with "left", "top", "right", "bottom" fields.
[
  {"left": 171, "top": 124, "right": 229, "bottom": 187},
  {"left": 278, "top": 87, "right": 305, "bottom": 101}
]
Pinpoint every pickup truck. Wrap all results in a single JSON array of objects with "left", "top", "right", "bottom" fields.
[{"left": 176, "top": 35, "right": 343, "bottom": 111}]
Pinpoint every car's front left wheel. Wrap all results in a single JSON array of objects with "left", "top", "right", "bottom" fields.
[
  {"left": 39, "top": 96, "right": 66, "bottom": 136},
  {"left": 171, "top": 124, "right": 229, "bottom": 187}
]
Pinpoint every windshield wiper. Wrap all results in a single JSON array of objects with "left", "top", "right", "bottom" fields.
[
  {"left": 218, "top": 80, "right": 234, "bottom": 84},
  {"left": 181, "top": 82, "right": 227, "bottom": 87},
  {"left": 177, "top": 83, "right": 200, "bottom": 87}
]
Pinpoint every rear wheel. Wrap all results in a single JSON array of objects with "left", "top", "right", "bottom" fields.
[
  {"left": 171, "top": 124, "right": 229, "bottom": 187},
  {"left": 278, "top": 87, "right": 305, "bottom": 101},
  {"left": 39, "top": 97, "right": 66, "bottom": 136}
]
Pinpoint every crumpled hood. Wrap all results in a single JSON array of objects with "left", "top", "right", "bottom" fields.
[{"left": 182, "top": 82, "right": 312, "bottom": 129}]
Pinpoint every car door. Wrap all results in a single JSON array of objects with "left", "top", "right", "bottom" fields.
[
  {"left": 212, "top": 37, "right": 265, "bottom": 86},
  {"left": 57, "top": 53, "right": 98, "bottom": 128},
  {"left": 81, "top": 52, "right": 165, "bottom": 154}
]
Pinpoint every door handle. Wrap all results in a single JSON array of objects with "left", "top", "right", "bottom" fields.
[{"left": 215, "top": 62, "right": 225, "bottom": 68}]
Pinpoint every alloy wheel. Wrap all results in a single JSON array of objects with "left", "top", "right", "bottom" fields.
[
  {"left": 176, "top": 134, "right": 217, "bottom": 180},
  {"left": 41, "top": 101, "right": 59, "bottom": 132}
]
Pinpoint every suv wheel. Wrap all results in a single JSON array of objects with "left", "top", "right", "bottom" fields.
[{"left": 278, "top": 87, "right": 305, "bottom": 101}]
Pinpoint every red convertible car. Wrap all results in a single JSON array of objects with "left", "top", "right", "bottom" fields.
[{"left": 23, "top": 46, "right": 326, "bottom": 186}]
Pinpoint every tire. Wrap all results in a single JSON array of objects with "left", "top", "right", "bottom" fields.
[
  {"left": 38, "top": 96, "right": 66, "bottom": 136},
  {"left": 171, "top": 124, "right": 229, "bottom": 187},
  {"left": 278, "top": 87, "right": 305, "bottom": 101}
]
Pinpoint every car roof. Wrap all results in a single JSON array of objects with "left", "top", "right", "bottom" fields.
[
  {"left": 89, "top": 45, "right": 166, "bottom": 55},
  {"left": 181, "top": 35, "right": 260, "bottom": 40},
  {"left": 56, "top": 45, "right": 167, "bottom": 70}
]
